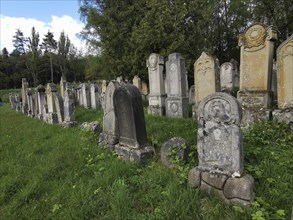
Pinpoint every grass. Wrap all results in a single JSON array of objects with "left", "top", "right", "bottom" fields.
[{"left": 0, "top": 103, "right": 292, "bottom": 219}]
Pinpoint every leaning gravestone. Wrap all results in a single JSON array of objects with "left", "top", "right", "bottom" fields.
[
  {"left": 165, "top": 53, "right": 189, "bottom": 118},
  {"left": 273, "top": 34, "right": 293, "bottom": 127},
  {"left": 147, "top": 53, "right": 167, "bottom": 115},
  {"left": 113, "top": 82, "right": 154, "bottom": 162},
  {"left": 99, "top": 81, "right": 121, "bottom": 148},
  {"left": 188, "top": 92, "right": 255, "bottom": 207},
  {"left": 237, "top": 23, "right": 277, "bottom": 126}
]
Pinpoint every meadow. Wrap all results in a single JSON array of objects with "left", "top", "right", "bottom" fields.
[{"left": 0, "top": 98, "right": 292, "bottom": 219}]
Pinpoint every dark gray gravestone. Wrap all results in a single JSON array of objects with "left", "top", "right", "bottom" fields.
[{"left": 113, "top": 82, "right": 153, "bottom": 162}]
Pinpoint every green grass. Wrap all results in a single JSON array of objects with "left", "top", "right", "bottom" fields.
[{"left": 0, "top": 104, "right": 292, "bottom": 219}]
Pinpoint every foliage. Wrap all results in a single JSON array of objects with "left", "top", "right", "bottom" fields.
[{"left": 0, "top": 104, "right": 292, "bottom": 219}]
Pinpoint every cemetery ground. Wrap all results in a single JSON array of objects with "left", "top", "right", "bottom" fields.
[{"left": 0, "top": 99, "right": 292, "bottom": 219}]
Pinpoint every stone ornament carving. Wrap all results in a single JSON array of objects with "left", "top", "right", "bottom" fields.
[
  {"left": 147, "top": 53, "right": 164, "bottom": 71},
  {"left": 239, "top": 23, "right": 277, "bottom": 51}
]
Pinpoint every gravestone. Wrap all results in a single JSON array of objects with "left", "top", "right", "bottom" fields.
[
  {"left": 165, "top": 53, "right": 189, "bottom": 118},
  {"left": 81, "top": 83, "right": 91, "bottom": 108},
  {"left": 26, "top": 89, "right": 35, "bottom": 117},
  {"left": 237, "top": 23, "right": 277, "bottom": 126},
  {"left": 15, "top": 94, "right": 21, "bottom": 111},
  {"left": 54, "top": 93, "right": 64, "bottom": 124},
  {"left": 132, "top": 75, "right": 142, "bottom": 91},
  {"left": 99, "top": 81, "right": 121, "bottom": 148},
  {"left": 188, "top": 92, "right": 255, "bottom": 207},
  {"left": 102, "top": 80, "right": 107, "bottom": 93},
  {"left": 21, "top": 78, "right": 29, "bottom": 113},
  {"left": 271, "top": 60, "right": 278, "bottom": 107},
  {"left": 9, "top": 93, "right": 16, "bottom": 110},
  {"left": 273, "top": 34, "right": 293, "bottom": 127},
  {"left": 141, "top": 81, "right": 149, "bottom": 96},
  {"left": 193, "top": 52, "right": 220, "bottom": 116},
  {"left": 46, "top": 83, "right": 58, "bottom": 124},
  {"left": 90, "top": 83, "right": 101, "bottom": 109},
  {"left": 189, "top": 85, "right": 195, "bottom": 104},
  {"left": 63, "top": 89, "right": 77, "bottom": 128},
  {"left": 113, "top": 82, "right": 154, "bottom": 161},
  {"left": 60, "top": 76, "right": 66, "bottom": 98},
  {"left": 147, "top": 53, "right": 167, "bottom": 115},
  {"left": 220, "top": 59, "right": 240, "bottom": 95},
  {"left": 36, "top": 84, "right": 46, "bottom": 120}
]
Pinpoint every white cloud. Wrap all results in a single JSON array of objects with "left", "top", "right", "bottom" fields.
[{"left": 0, "top": 14, "right": 87, "bottom": 54}]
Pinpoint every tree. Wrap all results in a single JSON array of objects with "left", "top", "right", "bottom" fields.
[
  {"left": 12, "top": 29, "right": 28, "bottom": 56},
  {"left": 41, "top": 31, "right": 57, "bottom": 83},
  {"left": 27, "top": 27, "right": 41, "bottom": 86},
  {"left": 58, "top": 31, "right": 71, "bottom": 80}
]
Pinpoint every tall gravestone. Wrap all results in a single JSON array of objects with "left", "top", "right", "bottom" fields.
[
  {"left": 54, "top": 93, "right": 64, "bottom": 124},
  {"left": 21, "top": 78, "right": 29, "bottom": 113},
  {"left": 147, "top": 53, "right": 166, "bottom": 115},
  {"left": 165, "top": 53, "right": 189, "bottom": 118},
  {"left": 113, "top": 82, "right": 154, "bottom": 161},
  {"left": 273, "top": 34, "right": 293, "bottom": 127},
  {"left": 237, "top": 23, "right": 277, "bottom": 126},
  {"left": 63, "top": 89, "right": 77, "bottom": 128},
  {"left": 193, "top": 52, "right": 220, "bottom": 116},
  {"left": 81, "top": 83, "right": 91, "bottom": 108},
  {"left": 36, "top": 84, "right": 46, "bottom": 120},
  {"left": 46, "top": 83, "right": 58, "bottom": 124},
  {"left": 220, "top": 59, "right": 240, "bottom": 95},
  {"left": 60, "top": 76, "right": 66, "bottom": 98},
  {"left": 90, "top": 83, "right": 101, "bottom": 109},
  {"left": 188, "top": 92, "right": 255, "bottom": 207},
  {"left": 99, "top": 81, "right": 121, "bottom": 148}
]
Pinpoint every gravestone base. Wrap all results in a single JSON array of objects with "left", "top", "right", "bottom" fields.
[
  {"left": 63, "top": 121, "right": 77, "bottom": 128},
  {"left": 241, "top": 107, "right": 272, "bottom": 128},
  {"left": 114, "top": 144, "right": 154, "bottom": 163},
  {"left": 188, "top": 167, "right": 255, "bottom": 207},
  {"left": 46, "top": 113, "right": 58, "bottom": 124},
  {"left": 98, "top": 132, "right": 119, "bottom": 151},
  {"left": 272, "top": 109, "right": 293, "bottom": 132},
  {"left": 166, "top": 97, "right": 189, "bottom": 118},
  {"left": 148, "top": 95, "right": 166, "bottom": 116}
]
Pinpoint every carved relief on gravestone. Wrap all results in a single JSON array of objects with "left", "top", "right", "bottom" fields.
[
  {"left": 147, "top": 53, "right": 166, "bottom": 115},
  {"left": 113, "top": 82, "right": 154, "bottom": 162},
  {"left": 165, "top": 53, "right": 189, "bottom": 118},
  {"left": 188, "top": 92, "right": 255, "bottom": 207}
]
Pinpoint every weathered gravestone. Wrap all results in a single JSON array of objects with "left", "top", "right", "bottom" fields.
[
  {"left": 189, "top": 85, "right": 195, "bottom": 105},
  {"left": 147, "top": 53, "right": 167, "bottom": 115},
  {"left": 54, "top": 93, "right": 64, "bottom": 124},
  {"left": 26, "top": 88, "right": 36, "bottom": 117},
  {"left": 237, "top": 23, "right": 277, "bottom": 126},
  {"left": 273, "top": 34, "right": 293, "bottom": 127},
  {"left": 193, "top": 52, "right": 220, "bottom": 117},
  {"left": 9, "top": 93, "right": 16, "bottom": 110},
  {"left": 132, "top": 75, "right": 142, "bottom": 91},
  {"left": 63, "top": 89, "right": 77, "bottom": 128},
  {"left": 165, "top": 53, "right": 189, "bottom": 118},
  {"left": 60, "top": 76, "right": 66, "bottom": 98},
  {"left": 81, "top": 83, "right": 91, "bottom": 109},
  {"left": 188, "top": 92, "right": 255, "bottom": 207},
  {"left": 220, "top": 59, "right": 240, "bottom": 95},
  {"left": 90, "top": 83, "right": 101, "bottom": 109},
  {"left": 113, "top": 82, "right": 154, "bottom": 162},
  {"left": 46, "top": 83, "right": 58, "bottom": 124},
  {"left": 21, "top": 78, "right": 29, "bottom": 113},
  {"left": 36, "top": 84, "right": 46, "bottom": 120},
  {"left": 99, "top": 81, "right": 121, "bottom": 148}
]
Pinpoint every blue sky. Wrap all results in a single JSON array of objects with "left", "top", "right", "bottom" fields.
[{"left": 0, "top": 0, "right": 87, "bottom": 53}]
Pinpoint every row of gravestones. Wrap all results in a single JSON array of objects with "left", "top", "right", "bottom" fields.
[
  {"left": 9, "top": 79, "right": 76, "bottom": 128},
  {"left": 96, "top": 78, "right": 254, "bottom": 207},
  {"left": 145, "top": 23, "right": 293, "bottom": 128}
]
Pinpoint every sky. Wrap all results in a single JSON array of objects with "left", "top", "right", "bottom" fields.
[{"left": 0, "top": 0, "right": 88, "bottom": 54}]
